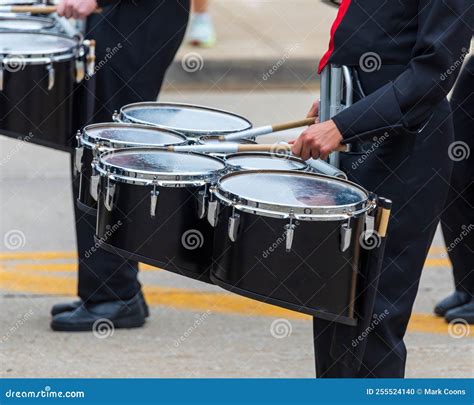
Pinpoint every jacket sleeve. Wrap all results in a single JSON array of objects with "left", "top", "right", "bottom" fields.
[{"left": 333, "top": 0, "right": 472, "bottom": 142}]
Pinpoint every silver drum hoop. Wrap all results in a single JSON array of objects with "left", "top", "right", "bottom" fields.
[
  {"left": 80, "top": 122, "right": 188, "bottom": 151},
  {"left": 212, "top": 170, "right": 375, "bottom": 221},
  {"left": 0, "top": 15, "right": 55, "bottom": 31},
  {"left": 115, "top": 102, "right": 252, "bottom": 137},
  {"left": 96, "top": 149, "right": 228, "bottom": 187},
  {"left": 0, "top": 32, "right": 82, "bottom": 65}
]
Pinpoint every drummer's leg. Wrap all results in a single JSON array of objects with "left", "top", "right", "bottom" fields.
[
  {"left": 438, "top": 59, "right": 474, "bottom": 321},
  {"left": 314, "top": 102, "right": 454, "bottom": 377},
  {"left": 70, "top": 159, "right": 141, "bottom": 304},
  {"left": 51, "top": 1, "right": 189, "bottom": 329}
]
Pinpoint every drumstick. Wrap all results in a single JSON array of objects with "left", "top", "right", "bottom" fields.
[
  {"left": 219, "top": 117, "right": 316, "bottom": 141},
  {"left": 0, "top": 5, "right": 103, "bottom": 14},
  {"left": 167, "top": 143, "right": 348, "bottom": 154}
]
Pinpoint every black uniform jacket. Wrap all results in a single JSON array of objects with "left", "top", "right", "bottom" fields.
[{"left": 320, "top": 0, "right": 473, "bottom": 143}]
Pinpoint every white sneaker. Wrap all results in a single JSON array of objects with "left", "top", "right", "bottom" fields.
[{"left": 188, "top": 13, "right": 216, "bottom": 48}]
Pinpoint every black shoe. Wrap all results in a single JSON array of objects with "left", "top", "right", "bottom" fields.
[
  {"left": 445, "top": 298, "right": 474, "bottom": 324},
  {"left": 434, "top": 291, "right": 471, "bottom": 316},
  {"left": 50, "top": 291, "right": 150, "bottom": 318},
  {"left": 50, "top": 294, "right": 146, "bottom": 332},
  {"left": 50, "top": 300, "right": 82, "bottom": 316}
]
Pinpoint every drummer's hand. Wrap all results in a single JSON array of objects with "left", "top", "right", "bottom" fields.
[
  {"left": 57, "top": 0, "right": 97, "bottom": 19},
  {"left": 289, "top": 119, "right": 343, "bottom": 161}
]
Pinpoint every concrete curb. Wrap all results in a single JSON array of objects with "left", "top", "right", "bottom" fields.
[{"left": 164, "top": 58, "right": 320, "bottom": 90}]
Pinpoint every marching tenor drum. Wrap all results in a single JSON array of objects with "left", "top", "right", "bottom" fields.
[
  {"left": 209, "top": 170, "right": 378, "bottom": 325},
  {"left": 114, "top": 102, "right": 252, "bottom": 139},
  {"left": 75, "top": 123, "right": 188, "bottom": 215},
  {"left": 95, "top": 149, "right": 227, "bottom": 282},
  {"left": 0, "top": 31, "right": 90, "bottom": 151}
]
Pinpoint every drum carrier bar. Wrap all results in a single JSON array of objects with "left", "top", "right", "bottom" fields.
[{"left": 319, "top": 64, "right": 353, "bottom": 168}]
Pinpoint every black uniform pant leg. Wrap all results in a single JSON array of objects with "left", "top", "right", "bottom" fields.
[
  {"left": 440, "top": 58, "right": 474, "bottom": 296},
  {"left": 70, "top": 0, "right": 190, "bottom": 302},
  {"left": 70, "top": 157, "right": 141, "bottom": 303},
  {"left": 314, "top": 101, "right": 454, "bottom": 377}
]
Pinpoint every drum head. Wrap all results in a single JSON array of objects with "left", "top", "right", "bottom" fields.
[
  {"left": 0, "top": 16, "right": 54, "bottom": 31},
  {"left": 216, "top": 170, "right": 370, "bottom": 218},
  {"left": 226, "top": 153, "right": 306, "bottom": 171},
  {"left": 84, "top": 124, "right": 187, "bottom": 148},
  {"left": 100, "top": 149, "right": 226, "bottom": 179},
  {"left": 119, "top": 103, "right": 252, "bottom": 136},
  {"left": 0, "top": 32, "right": 77, "bottom": 56}
]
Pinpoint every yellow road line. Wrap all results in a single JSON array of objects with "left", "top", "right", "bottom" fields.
[
  {"left": 424, "top": 258, "right": 450, "bottom": 267},
  {"left": 0, "top": 252, "right": 77, "bottom": 260},
  {"left": 1, "top": 268, "right": 471, "bottom": 337}
]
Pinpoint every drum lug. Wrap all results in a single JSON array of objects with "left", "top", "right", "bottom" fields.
[
  {"left": 364, "top": 212, "right": 375, "bottom": 241},
  {"left": 340, "top": 222, "right": 352, "bottom": 252},
  {"left": 150, "top": 183, "right": 160, "bottom": 218},
  {"left": 89, "top": 173, "right": 99, "bottom": 202},
  {"left": 197, "top": 189, "right": 208, "bottom": 219},
  {"left": 0, "top": 65, "right": 3, "bottom": 92},
  {"left": 284, "top": 222, "right": 296, "bottom": 252},
  {"left": 75, "top": 58, "right": 85, "bottom": 83},
  {"left": 74, "top": 146, "right": 84, "bottom": 174},
  {"left": 47, "top": 63, "right": 55, "bottom": 91},
  {"left": 112, "top": 111, "right": 120, "bottom": 122},
  {"left": 74, "top": 131, "right": 83, "bottom": 174},
  {"left": 207, "top": 200, "right": 219, "bottom": 227},
  {"left": 228, "top": 212, "right": 240, "bottom": 242},
  {"left": 104, "top": 180, "right": 116, "bottom": 211}
]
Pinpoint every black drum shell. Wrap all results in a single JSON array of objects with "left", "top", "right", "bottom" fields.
[
  {"left": 77, "top": 147, "right": 96, "bottom": 214},
  {"left": 211, "top": 206, "right": 365, "bottom": 325},
  {"left": 0, "top": 58, "right": 77, "bottom": 151},
  {"left": 96, "top": 178, "right": 215, "bottom": 283}
]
